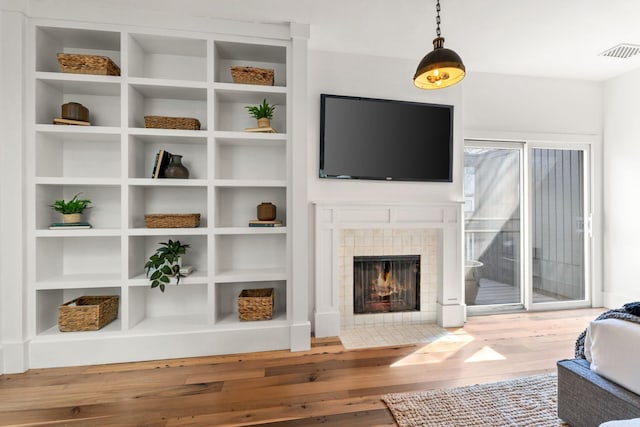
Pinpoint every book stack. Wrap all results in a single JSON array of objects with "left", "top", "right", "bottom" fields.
[
  {"left": 53, "top": 118, "right": 91, "bottom": 126},
  {"left": 49, "top": 222, "right": 92, "bottom": 230},
  {"left": 248, "top": 220, "right": 283, "bottom": 227},
  {"left": 151, "top": 149, "right": 173, "bottom": 178}
]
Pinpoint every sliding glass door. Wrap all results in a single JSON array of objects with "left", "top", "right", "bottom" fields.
[
  {"left": 464, "top": 144, "right": 523, "bottom": 308},
  {"left": 464, "top": 141, "right": 590, "bottom": 312},
  {"left": 531, "top": 148, "right": 587, "bottom": 303}
]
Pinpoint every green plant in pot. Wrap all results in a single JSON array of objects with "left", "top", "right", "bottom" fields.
[
  {"left": 145, "top": 239, "right": 190, "bottom": 292},
  {"left": 50, "top": 192, "right": 92, "bottom": 224},
  {"left": 245, "top": 98, "right": 276, "bottom": 128}
]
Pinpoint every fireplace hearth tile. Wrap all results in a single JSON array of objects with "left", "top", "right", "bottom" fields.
[{"left": 339, "top": 323, "right": 450, "bottom": 350}]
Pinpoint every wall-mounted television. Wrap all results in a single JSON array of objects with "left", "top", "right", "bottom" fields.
[{"left": 319, "top": 94, "right": 453, "bottom": 182}]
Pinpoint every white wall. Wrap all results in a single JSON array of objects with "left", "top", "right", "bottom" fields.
[
  {"left": 603, "top": 68, "right": 640, "bottom": 307},
  {"left": 462, "top": 72, "right": 602, "bottom": 136}
]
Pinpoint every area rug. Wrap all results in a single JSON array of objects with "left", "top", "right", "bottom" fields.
[{"left": 383, "top": 373, "right": 566, "bottom": 427}]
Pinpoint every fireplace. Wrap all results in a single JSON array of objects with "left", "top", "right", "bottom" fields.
[
  {"left": 313, "top": 202, "right": 465, "bottom": 337},
  {"left": 353, "top": 255, "right": 420, "bottom": 314}
]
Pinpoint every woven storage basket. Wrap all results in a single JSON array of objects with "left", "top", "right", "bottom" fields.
[
  {"left": 231, "top": 66, "right": 274, "bottom": 86},
  {"left": 144, "top": 116, "right": 201, "bottom": 130},
  {"left": 57, "top": 53, "right": 121, "bottom": 76},
  {"left": 238, "top": 288, "right": 273, "bottom": 321},
  {"left": 144, "top": 213, "right": 200, "bottom": 228},
  {"left": 58, "top": 295, "right": 119, "bottom": 332}
]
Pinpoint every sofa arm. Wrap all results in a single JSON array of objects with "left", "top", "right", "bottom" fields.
[{"left": 557, "top": 359, "right": 640, "bottom": 427}]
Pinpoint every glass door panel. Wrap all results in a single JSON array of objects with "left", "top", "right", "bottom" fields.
[
  {"left": 464, "top": 147, "right": 522, "bottom": 307},
  {"left": 531, "top": 148, "right": 585, "bottom": 303}
]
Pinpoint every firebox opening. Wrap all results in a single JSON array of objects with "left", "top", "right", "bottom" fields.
[{"left": 353, "top": 255, "right": 420, "bottom": 314}]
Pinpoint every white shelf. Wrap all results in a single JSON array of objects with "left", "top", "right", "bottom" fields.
[
  {"left": 35, "top": 273, "right": 122, "bottom": 290},
  {"left": 27, "top": 20, "right": 305, "bottom": 369},
  {"left": 36, "top": 228, "right": 122, "bottom": 237},
  {"left": 129, "top": 315, "right": 210, "bottom": 333},
  {"left": 214, "top": 227, "right": 287, "bottom": 235},
  {"left": 214, "top": 84, "right": 287, "bottom": 104},
  {"left": 127, "top": 227, "right": 208, "bottom": 236},
  {"left": 216, "top": 312, "right": 287, "bottom": 327},
  {"left": 35, "top": 71, "right": 120, "bottom": 85},
  {"left": 36, "top": 124, "right": 122, "bottom": 134},
  {"left": 213, "top": 179, "right": 287, "bottom": 188},
  {"left": 128, "top": 178, "right": 208, "bottom": 187},
  {"left": 35, "top": 177, "right": 122, "bottom": 186},
  {"left": 128, "top": 127, "right": 208, "bottom": 139},
  {"left": 128, "top": 270, "right": 208, "bottom": 286},
  {"left": 215, "top": 267, "right": 287, "bottom": 283},
  {"left": 35, "top": 318, "right": 123, "bottom": 339}
]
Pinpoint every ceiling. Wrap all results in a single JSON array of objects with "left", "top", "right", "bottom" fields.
[{"left": 81, "top": 0, "right": 640, "bottom": 81}]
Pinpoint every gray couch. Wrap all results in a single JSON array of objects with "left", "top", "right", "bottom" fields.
[{"left": 557, "top": 358, "right": 640, "bottom": 426}]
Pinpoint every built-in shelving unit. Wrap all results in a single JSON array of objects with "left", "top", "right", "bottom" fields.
[{"left": 26, "top": 20, "right": 308, "bottom": 368}]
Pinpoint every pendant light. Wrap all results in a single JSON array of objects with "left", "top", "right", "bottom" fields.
[{"left": 413, "top": 0, "right": 465, "bottom": 89}]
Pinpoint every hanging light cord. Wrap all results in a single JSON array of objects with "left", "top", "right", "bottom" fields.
[{"left": 435, "top": 0, "right": 441, "bottom": 38}]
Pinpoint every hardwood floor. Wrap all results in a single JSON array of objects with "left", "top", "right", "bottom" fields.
[{"left": 0, "top": 308, "right": 604, "bottom": 426}]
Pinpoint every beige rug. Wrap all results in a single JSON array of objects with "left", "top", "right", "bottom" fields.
[{"left": 383, "top": 373, "right": 566, "bottom": 427}]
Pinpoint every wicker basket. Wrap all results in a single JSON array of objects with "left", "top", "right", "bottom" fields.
[
  {"left": 230, "top": 66, "right": 274, "bottom": 86},
  {"left": 144, "top": 213, "right": 201, "bottom": 228},
  {"left": 238, "top": 288, "right": 273, "bottom": 321},
  {"left": 144, "top": 116, "right": 201, "bottom": 130},
  {"left": 58, "top": 295, "right": 119, "bottom": 332},
  {"left": 57, "top": 53, "right": 121, "bottom": 76}
]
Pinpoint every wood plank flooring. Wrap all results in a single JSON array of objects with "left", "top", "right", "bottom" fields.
[{"left": 0, "top": 308, "right": 604, "bottom": 426}]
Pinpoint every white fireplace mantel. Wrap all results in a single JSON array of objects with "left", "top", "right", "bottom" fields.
[{"left": 313, "top": 202, "right": 465, "bottom": 337}]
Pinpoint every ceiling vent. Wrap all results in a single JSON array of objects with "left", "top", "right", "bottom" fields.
[{"left": 599, "top": 43, "right": 640, "bottom": 59}]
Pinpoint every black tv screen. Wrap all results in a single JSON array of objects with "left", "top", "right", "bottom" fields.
[{"left": 319, "top": 94, "right": 453, "bottom": 182}]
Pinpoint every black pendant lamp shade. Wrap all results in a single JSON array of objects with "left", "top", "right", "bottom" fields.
[{"left": 413, "top": 1, "right": 465, "bottom": 89}]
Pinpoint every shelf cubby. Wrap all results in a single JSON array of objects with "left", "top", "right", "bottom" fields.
[
  {"left": 127, "top": 185, "right": 208, "bottom": 229},
  {"left": 35, "top": 77, "right": 121, "bottom": 127},
  {"left": 127, "top": 234, "right": 208, "bottom": 281},
  {"left": 35, "top": 184, "right": 121, "bottom": 230},
  {"left": 35, "top": 236, "right": 122, "bottom": 283},
  {"left": 215, "top": 234, "right": 286, "bottom": 273},
  {"left": 127, "top": 284, "right": 209, "bottom": 330},
  {"left": 128, "top": 33, "right": 207, "bottom": 81},
  {"left": 127, "top": 83, "right": 208, "bottom": 129},
  {"left": 213, "top": 40, "right": 287, "bottom": 86},
  {"left": 214, "top": 186, "right": 285, "bottom": 227},
  {"left": 36, "top": 130, "right": 121, "bottom": 178},
  {"left": 213, "top": 88, "right": 286, "bottom": 133},
  {"left": 35, "top": 287, "right": 122, "bottom": 336},
  {"left": 35, "top": 26, "right": 121, "bottom": 73},
  {"left": 127, "top": 133, "right": 207, "bottom": 179},
  {"left": 215, "top": 136, "right": 285, "bottom": 181},
  {"left": 215, "top": 280, "right": 286, "bottom": 324}
]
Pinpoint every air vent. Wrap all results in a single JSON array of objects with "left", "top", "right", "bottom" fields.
[{"left": 599, "top": 43, "right": 640, "bottom": 59}]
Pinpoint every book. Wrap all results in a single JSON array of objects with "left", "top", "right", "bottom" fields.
[
  {"left": 153, "top": 149, "right": 173, "bottom": 178},
  {"left": 53, "top": 117, "right": 91, "bottom": 126},
  {"left": 244, "top": 126, "right": 277, "bottom": 133},
  {"left": 49, "top": 222, "right": 92, "bottom": 229},
  {"left": 248, "top": 220, "right": 283, "bottom": 227},
  {"left": 151, "top": 150, "right": 160, "bottom": 178}
]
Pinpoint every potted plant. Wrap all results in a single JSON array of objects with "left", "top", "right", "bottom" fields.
[
  {"left": 144, "top": 239, "right": 190, "bottom": 292},
  {"left": 50, "top": 192, "right": 92, "bottom": 224},
  {"left": 245, "top": 98, "right": 276, "bottom": 128}
]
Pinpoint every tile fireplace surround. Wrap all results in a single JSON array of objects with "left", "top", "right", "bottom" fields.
[{"left": 314, "top": 202, "right": 464, "bottom": 338}]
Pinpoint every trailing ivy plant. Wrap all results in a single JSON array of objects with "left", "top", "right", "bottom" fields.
[
  {"left": 244, "top": 98, "right": 276, "bottom": 119},
  {"left": 144, "top": 239, "right": 190, "bottom": 292},
  {"left": 49, "top": 193, "right": 92, "bottom": 214}
]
